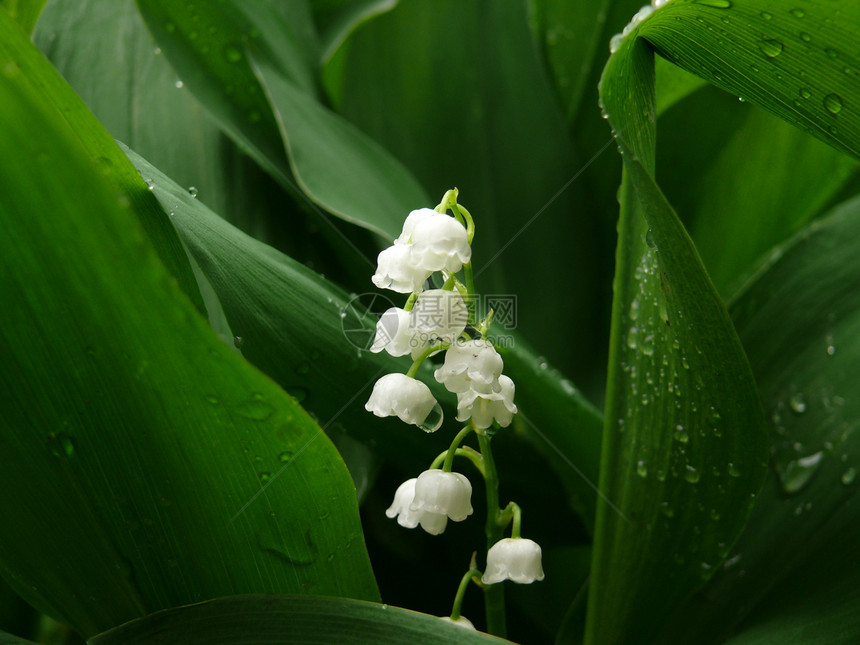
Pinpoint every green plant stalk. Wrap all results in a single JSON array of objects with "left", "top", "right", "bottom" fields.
[
  {"left": 450, "top": 568, "right": 483, "bottom": 620},
  {"left": 442, "top": 426, "right": 474, "bottom": 472},
  {"left": 477, "top": 431, "right": 506, "bottom": 637}
]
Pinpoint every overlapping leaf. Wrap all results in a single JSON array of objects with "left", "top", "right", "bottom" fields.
[{"left": 0, "top": 8, "right": 377, "bottom": 637}]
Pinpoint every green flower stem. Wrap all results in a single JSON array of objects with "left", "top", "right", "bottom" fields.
[
  {"left": 442, "top": 273, "right": 458, "bottom": 291},
  {"left": 403, "top": 292, "right": 418, "bottom": 311},
  {"left": 436, "top": 188, "right": 459, "bottom": 214},
  {"left": 451, "top": 201, "right": 475, "bottom": 245},
  {"left": 442, "top": 426, "right": 474, "bottom": 472},
  {"left": 450, "top": 568, "right": 483, "bottom": 620},
  {"left": 477, "top": 430, "right": 506, "bottom": 637},
  {"left": 461, "top": 263, "right": 477, "bottom": 325},
  {"left": 405, "top": 342, "right": 449, "bottom": 378},
  {"left": 497, "top": 502, "right": 523, "bottom": 537},
  {"left": 477, "top": 308, "right": 494, "bottom": 338},
  {"left": 429, "top": 446, "right": 485, "bottom": 475}
]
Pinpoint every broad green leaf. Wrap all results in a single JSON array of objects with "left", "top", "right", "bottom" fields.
[
  {"left": 135, "top": 0, "right": 427, "bottom": 238},
  {"left": 252, "top": 54, "right": 429, "bottom": 238},
  {"left": 123, "top": 144, "right": 605, "bottom": 524},
  {"left": 0, "top": 632, "right": 37, "bottom": 645},
  {"left": 34, "top": 0, "right": 237, "bottom": 227},
  {"left": 89, "top": 595, "right": 511, "bottom": 644},
  {"left": 0, "top": 0, "right": 45, "bottom": 32},
  {"left": 658, "top": 86, "right": 859, "bottom": 295},
  {"left": 586, "top": 33, "right": 768, "bottom": 645},
  {"left": 0, "top": 7, "right": 203, "bottom": 315},
  {"left": 330, "top": 0, "right": 606, "bottom": 382},
  {"left": 0, "top": 17, "right": 377, "bottom": 638},
  {"left": 638, "top": 0, "right": 860, "bottom": 160},
  {"left": 653, "top": 194, "right": 860, "bottom": 644},
  {"left": 310, "top": 0, "right": 397, "bottom": 65}
]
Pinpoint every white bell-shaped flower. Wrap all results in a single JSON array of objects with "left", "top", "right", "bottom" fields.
[
  {"left": 410, "top": 212, "right": 471, "bottom": 274},
  {"left": 370, "top": 307, "right": 416, "bottom": 357},
  {"left": 435, "top": 339, "right": 504, "bottom": 394},
  {"left": 482, "top": 537, "right": 545, "bottom": 584},
  {"left": 371, "top": 244, "right": 430, "bottom": 294},
  {"left": 410, "top": 289, "right": 468, "bottom": 359},
  {"left": 385, "top": 478, "right": 448, "bottom": 535},
  {"left": 394, "top": 208, "right": 437, "bottom": 245},
  {"left": 439, "top": 616, "right": 477, "bottom": 630},
  {"left": 365, "top": 373, "right": 442, "bottom": 432},
  {"left": 456, "top": 374, "right": 517, "bottom": 429},
  {"left": 410, "top": 469, "right": 473, "bottom": 522}
]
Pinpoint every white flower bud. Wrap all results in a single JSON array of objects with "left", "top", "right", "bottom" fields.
[
  {"left": 371, "top": 244, "right": 430, "bottom": 294},
  {"left": 365, "top": 373, "right": 442, "bottom": 431},
  {"left": 435, "top": 339, "right": 504, "bottom": 394},
  {"left": 385, "top": 478, "right": 448, "bottom": 535},
  {"left": 439, "top": 616, "right": 476, "bottom": 630},
  {"left": 456, "top": 374, "right": 517, "bottom": 429},
  {"left": 410, "top": 469, "right": 473, "bottom": 522},
  {"left": 394, "top": 208, "right": 437, "bottom": 245},
  {"left": 482, "top": 537, "right": 545, "bottom": 585},
  {"left": 410, "top": 289, "right": 468, "bottom": 359}
]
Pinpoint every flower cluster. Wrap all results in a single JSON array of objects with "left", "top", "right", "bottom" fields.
[{"left": 363, "top": 190, "right": 543, "bottom": 630}]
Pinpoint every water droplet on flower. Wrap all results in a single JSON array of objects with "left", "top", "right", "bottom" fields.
[
  {"left": 419, "top": 402, "right": 444, "bottom": 433},
  {"left": 823, "top": 93, "right": 843, "bottom": 114},
  {"left": 759, "top": 39, "right": 784, "bottom": 58}
]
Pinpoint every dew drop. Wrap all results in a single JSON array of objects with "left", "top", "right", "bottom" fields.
[
  {"left": 696, "top": 0, "right": 731, "bottom": 7},
  {"left": 174, "top": 79, "right": 184, "bottom": 88},
  {"left": 674, "top": 425, "right": 689, "bottom": 443},
  {"left": 419, "top": 403, "right": 444, "bottom": 433},
  {"left": 760, "top": 11, "right": 772, "bottom": 20},
  {"left": 789, "top": 8, "right": 805, "bottom": 18},
  {"left": 728, "top": 462, "right": 741, "bottom": 477},
  {"left": 789, "top": 393, "right": 807, "bottom": 413},
  {"left": 153, "top": 47, "right": 162, "bottom": 55},
  {"left": 205, "top": 395, "right": 219, "bottom": 405},
  {"left": 259, "top": 472, "right": 271, "bottom": 483},
  {"left": 800, "top": 88, "right": 812, "bottom": 99},
  {"left": 659, "top": 501, "right": 674, "bottom": 517},
  {"left": 233, "top": 335, "right": 244, "bottom": 348},
  {"left": 779, "top": 451, "right": 824, "bottom": 494},
  {"left": 637, "top": 460, "right": 648, "bottom": 478},
  {"left": 249, "top": 110, "right": 262, "bottom": 124},
  {"left": 278, "top": 451, "right": 294, "bottom": 464},
  {"left": 645, "top": 229, "right": 657, "bottom": 249},
  {"left": 823, "top": 93, "right": 843, "bottom": 114},
  {"left": 287, "top": 387, "right": 307, "bottom": 403},
  {"left": 295, "top": 361, "right": 311, "bottom": 375},
  {"left": 825, "top": 48, "right": 839, "bottom": 59},
  {"left": 842, "top": 467, "right": 856, "bottom": 485},
  {"left": 759, "top": 39, "right": 784, "bottom": 58},
  {"left": 685, "top": 465, "right": 700, "bottom": 483},
  {"left": 224, "top": 44, "right": 243, "bottom": 63},
  {"left": 799, "top": 31, "right": 811, "bottom": 43},
  {"left": 47, "top": 433, "right": 76, "bottom": 458},
  {"left": 188, "top": 186, "right": 198, "bottom": 198},
  {"left": 235, "top": 395, "right": 275, "bottom": 421}
]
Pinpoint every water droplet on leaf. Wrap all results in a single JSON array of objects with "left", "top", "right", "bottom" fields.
[
  {"left": 823, "top": 93, "right": 843, "bottom": 114},
  {"left": 759, "top": 39, "right": 784, "bottom": 58}
]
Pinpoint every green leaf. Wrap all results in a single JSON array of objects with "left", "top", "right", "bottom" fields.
[
  {"left": 135, "top": 0, "right": 427, "bottom": 238},
  {"left": 252, "top": 53, "right": 429, "bottom": 238},
  {"left": 0, "top": 631, "right": 38, "bottom": 645},
  {"left": 0, "top": 0, "right": 45, "bottom": 33},
  {"left": 34, "top": 0, "right": 237, "bottom": 227},
  {"left": 586, "top": 33, "right": 768, "bottom": 645},
  {"left": 638, "top": 0, "right": 860, "bottom": 160},
  {"left": 310, "top": 0, "right": 397, "bottom": 65},
  {"left": 89, "top": 595, "right": 511, "bottom": 644},
  {"left": 0, "top": 13, "right": 377, "bottom": 638},
  {"left": 0, "top": 6, "right": 203, "bottom": 315},
  {"left": 654, "top": 194, "right": 860, "bottom": 644},
  {"left": 657, "top": 87, "right": 858, "bottom": 296}
]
